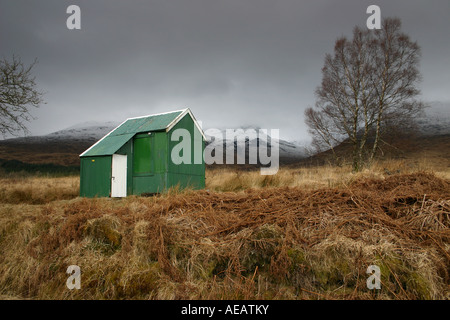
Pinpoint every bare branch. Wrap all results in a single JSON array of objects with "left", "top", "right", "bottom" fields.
[{"left": 0, "top": 55, "right": 45, "bottom": 136}]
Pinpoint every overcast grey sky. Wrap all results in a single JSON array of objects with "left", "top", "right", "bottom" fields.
[{"left": 1, "top": 0, "right": 449, "bottom": 141}]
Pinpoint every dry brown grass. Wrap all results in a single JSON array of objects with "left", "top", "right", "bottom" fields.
[
  {"left": 0, "top": 176, "right": 79, "bottom": 204},
  {"left": 0, "top": 159, "right": 449, "bottom": 300},
  {"left": 207, "top": 157, "right": 450, "bottom": 191}
]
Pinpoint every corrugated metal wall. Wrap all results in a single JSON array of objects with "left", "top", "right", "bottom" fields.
[
  {"left": 168, "top": 115, "right": 205, "bottom": 190},
  {"left": 80, "top": 156, "right": 112, "bottom": 197}
]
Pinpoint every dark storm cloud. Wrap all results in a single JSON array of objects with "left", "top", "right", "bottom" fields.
[{"left": 1, "top": 0, "right": 449, "bottom": 140}]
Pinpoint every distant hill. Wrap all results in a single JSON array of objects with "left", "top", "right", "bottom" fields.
[
  {"left": 46, "top": 121, "right": 120, "bottom": 141},
  {"left": 295, "top": 101, "right": 450, "bottom": 167},
  {"left": 0, "top": 122, "right": 308, "bottom": 168},
  {"left": 204, "top": 127, "right": 309, "bottom": 166},
  {"left": 0, "top": 121, "right": 119, "bottom": 167},
  {"left": 416, "top": 101, "right": 450, "bottom": 136},
  {"left": 0, "top": 101, "right": 448, "bottom": 170}
]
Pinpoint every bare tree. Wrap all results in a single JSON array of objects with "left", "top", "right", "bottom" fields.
[
  {"left": 0, "top": 55, "right": 45, "bottom": 136},
  {"left": 305, "top": 18, "right": 424, "bottom": 171}
]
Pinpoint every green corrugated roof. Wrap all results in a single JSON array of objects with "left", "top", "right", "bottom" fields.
[
  {"left": 82, "top": 133, "right": 135, "bottom": 157},
  {"left": 80, "top": 110, "right": 184, "bottom": 157},
  {"left": 111, "top": 111, "right": 184, "bottom": 136}
]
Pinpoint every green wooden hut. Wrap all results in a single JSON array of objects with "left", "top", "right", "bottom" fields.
[{"left": 79, "top": 108, "right": 205, "bottom": 197}]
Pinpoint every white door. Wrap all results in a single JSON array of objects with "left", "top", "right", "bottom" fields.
[{"left": 111, "top": 154, "right": 127, "bottom": 197}]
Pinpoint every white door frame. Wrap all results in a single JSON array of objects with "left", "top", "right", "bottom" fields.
[{"left": 111, "top": 154, "right": 127, "bottom": 197}]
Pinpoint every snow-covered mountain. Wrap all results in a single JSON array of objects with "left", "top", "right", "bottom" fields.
[
  {"left": 1, "top": 100, "right": 447, "bottom": 162},
  {"left": 416, "top": 101, "right": 450, "bottom": 136},
  {"left": 1, "top": 121, "right": 120, "bottom": 144},
  {"left": 45, "top": 121, "right": 120, "bottom": 141},
  {"left": 203, "top": 127, "right": 309, "bottom": 161}
]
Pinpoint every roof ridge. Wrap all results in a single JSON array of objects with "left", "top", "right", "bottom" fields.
[{"left": 126, "top": 108, "right": 188, "bottom": 121}]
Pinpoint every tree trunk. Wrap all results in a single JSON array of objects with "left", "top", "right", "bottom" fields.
[{"left": 369, "top": 103, "right": 384, "bottom": 164}]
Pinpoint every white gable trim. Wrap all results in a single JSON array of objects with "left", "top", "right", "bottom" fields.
[
  {"left": 126, "top": 108, "right": 188, "bottom": 121},
  {"left": 165, "top": 108, "right": 206, "bottom": 140}
]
